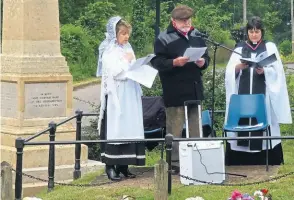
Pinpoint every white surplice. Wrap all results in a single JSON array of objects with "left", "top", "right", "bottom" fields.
[{"left": 225, "top": 42, "right": 292, "bottom": 152}]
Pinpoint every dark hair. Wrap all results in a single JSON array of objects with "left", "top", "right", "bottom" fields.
[{"left": 246, "top": 16, "right": 265, "bottom": 37}]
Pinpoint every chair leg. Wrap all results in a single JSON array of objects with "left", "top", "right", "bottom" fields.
[
  {"left": 223, "top": 131, "right": 227, "bottom": 147},
  {"left": 266, "top": 128, "right": 269, "bottom": 172},
  {"left": 268, "top": 126, "right": 272, "bottom": 150},
  {"left": 223, "top": 131, "right": 227, "bottom": 165},
  {"left": 211, "top": 129, "right": 216, "bottom": 137},
  {"left": 268, "top": 126, "right": 273, "bottom": 167}
]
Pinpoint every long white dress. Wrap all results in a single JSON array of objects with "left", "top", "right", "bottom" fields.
[
  {"left": 100, "top": 44, "right": 144, "bottom": 141},
  {"left": 98, "top": 43, "right": 145, "bottom": 165}
]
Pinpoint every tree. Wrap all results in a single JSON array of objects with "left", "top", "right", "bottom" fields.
[
  {"left": 60, "top": 24, "right": 96, "bottom": 81},
  {"left": 131, "top": 0, "right": 147, "bottom": 56},
  {"left": 108, "top": 0, "right": 133, "bottom": 20},
  {"left": 59, "top": 0, "right": 95, "bottom": 24},
  {"left": 76, "top": 1, "right": 117, "bottom": 51},
  {"left": 195, "top": 4, "right": 232, "bottom": 43}
]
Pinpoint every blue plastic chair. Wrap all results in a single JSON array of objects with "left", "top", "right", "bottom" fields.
[
  {"left": 202, "top": 110, "right": 215, "bottom": 137},
  {"left": 223, "top": 94, "right": 272, "bottom": 171},
  {"left": 202, "top": 110, "right": 212, "bottom": 127}
]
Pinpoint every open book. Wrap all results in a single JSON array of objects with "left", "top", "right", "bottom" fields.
[
  {"left": 240, "top": 51, "right": 277, "bottom": 68},
  {"left": 183, "top": 47, "right": 207, "bottom": 62},
  {"left": 126, "top": 54, "right": 158, "bottom": 88}
]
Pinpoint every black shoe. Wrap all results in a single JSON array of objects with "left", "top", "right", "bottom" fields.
[
  {"left": 116, "top": 165, "right": 136, "bottom": 178},
  {"left": 105, "top": 165, "right": 121, "bottom": 181}
]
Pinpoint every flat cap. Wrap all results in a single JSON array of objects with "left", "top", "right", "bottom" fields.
[{"left": 171, "top": 5, "right": 194, "bottom": 20}]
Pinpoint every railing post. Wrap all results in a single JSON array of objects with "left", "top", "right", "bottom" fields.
[
  {"left": 15, "top": 138, "right": 25, "bottom": 200},
  {"left": 165, "top": 133, "right": 173, "bottom": 195},
  {"left": 48, "top": 122, "right": 56, "bottom": 192},
  {"left": 73, "top": 110, "right": 83, "bottom": 180},
  {"left": 1, "top": 161, "right": 13, "bottom": 200},
  {"left": 154, "top": 159, "right": 168, "bottom": 200}
]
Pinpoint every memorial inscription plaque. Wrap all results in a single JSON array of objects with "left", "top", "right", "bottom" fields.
[{"left": 24, "top": 82, "right": 66, "bottom": 118}]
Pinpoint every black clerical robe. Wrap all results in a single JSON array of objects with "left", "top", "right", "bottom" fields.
[{"left": 236, "top": 41, "right": 266, "bottom": 150}]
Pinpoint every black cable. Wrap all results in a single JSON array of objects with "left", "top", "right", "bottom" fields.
[
  {"left": 193, "top": 142, "right": 247, "bottom": 177},
  {"left": 179, "top": 171, "right": 294, "bottom": 186}
]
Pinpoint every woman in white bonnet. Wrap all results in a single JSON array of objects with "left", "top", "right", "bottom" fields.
[{"left": 97, "top": 16, "right": 145, "bottom": 181}]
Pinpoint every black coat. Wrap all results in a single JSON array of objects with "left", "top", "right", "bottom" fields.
[{"left": 151, "top": 23, "right": 210, "bottom": 107}]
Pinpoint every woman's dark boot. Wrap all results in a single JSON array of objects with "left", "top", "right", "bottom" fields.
[
  {"left": 116, "top": 165, "right": 136, "bottom": 178},
  {"left": 105, "top": 165, "right": 121, "bottom": 181}
]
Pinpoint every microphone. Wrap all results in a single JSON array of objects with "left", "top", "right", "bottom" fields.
[{"left": 194, "top": 29, "right": 209, "bottom": 38}]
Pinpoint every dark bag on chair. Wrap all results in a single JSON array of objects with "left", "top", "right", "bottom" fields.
[{"left": 142, "top": 96, "right": 166, "bottom": 132}]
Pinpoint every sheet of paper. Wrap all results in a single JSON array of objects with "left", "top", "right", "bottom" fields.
[
  {"left": 126, "top": 64, "right": 158, "bottom": 88},
  {"left": 183, "top": 47, "right": 207, "bottom": 62},
  {"left": 129, "top": 54, "right": 155, "bottom": 71}
]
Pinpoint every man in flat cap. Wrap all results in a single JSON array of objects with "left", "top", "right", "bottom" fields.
[{"left": 151, "top": 5, "right": 210, "bottom": 173}]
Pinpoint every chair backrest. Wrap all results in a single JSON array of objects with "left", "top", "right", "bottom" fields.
[
  {"left": 202, "top": 110, "right": 212, "bottom": 127},
  {"left": 226, "top": 94, "right": 268, "bottom": 126}
]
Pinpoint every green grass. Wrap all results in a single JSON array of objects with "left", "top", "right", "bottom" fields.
[
  {"left": 73, "top": 77, "right": 101, "bottom": 89},
  {"left": 37, "top": 140, "right": 294, "bottom": 200}
]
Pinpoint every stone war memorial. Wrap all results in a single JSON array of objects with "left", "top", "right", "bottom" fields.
[{"left": 0, "top": 0, "right": 103, "bottom": 196}]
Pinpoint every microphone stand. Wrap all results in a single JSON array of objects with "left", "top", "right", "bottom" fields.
[
  {"left": 193, "top": 33, "right": 248, "bottom": 178},
  {"left": 198, "top": 34, "right": 242, "bottom": 134}
]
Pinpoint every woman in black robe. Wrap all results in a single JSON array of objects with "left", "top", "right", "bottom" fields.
[{"left": 224, "top": 16, "right": 292, "bottom": 165}]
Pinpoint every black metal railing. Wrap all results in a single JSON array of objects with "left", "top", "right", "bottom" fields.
[
  {"left": 48, "top": 122, "right": 56, "bottom": 192},
  {"left": 74, "top": 110, "right": 83, "bottom": 180},
  {"left": 13, "top": 109, "right": 294, "bottom": 200}
]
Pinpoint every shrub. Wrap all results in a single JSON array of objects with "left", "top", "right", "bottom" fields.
[
  {"left": 280, "top": 74, "right": 294, "bottom": 135},
  {"left": 142, "top": 75, "right": 162, "bottom": 97},
  {"left": 60, "top": 24, "right": 96, "bottom": 81},
  {"left": 279, "top": 40, "right": 292, "bottom": 56},
  {"left": 281, "top": 53, "right": 294, "bottom": 63},
  {"left": 76, "top": 1, "right": 117, "bottom": 53},
  {"left": 131, "top": 0, "right": 147, "bottom": 56},
  {"left": 202, "top": 69, "right": 226, "bottom": 134}
]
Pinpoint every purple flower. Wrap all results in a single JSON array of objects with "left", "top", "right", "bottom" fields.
[{"left": 242, "top": 193, "right": 254, "bottom": 200}]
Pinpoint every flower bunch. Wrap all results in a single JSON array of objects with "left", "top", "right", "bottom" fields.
[
  {"left": 253, "top": 189, "right": 272, "bottom": 200},
  {"left": 227, "top": 190, "right": 254, "bottom": 200},
  {"left": 227, "top": 189, "right": 272, "bottom": 200}
]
